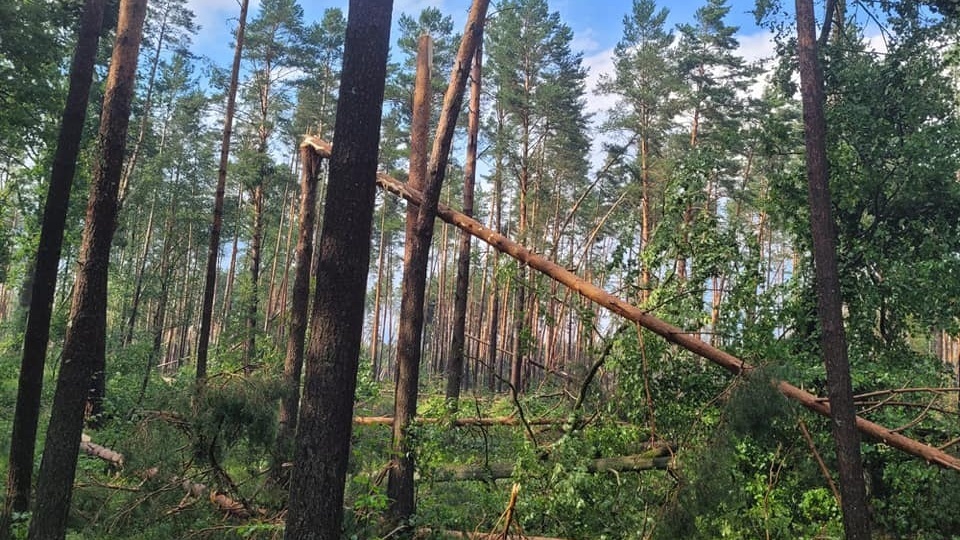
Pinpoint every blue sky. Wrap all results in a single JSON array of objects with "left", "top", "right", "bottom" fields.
[
  {"left": 187, "top": 0, "right": 773, "bottom": 72},
  {"left": 186, "top": 0, "right": 779, "bottom": 123}
]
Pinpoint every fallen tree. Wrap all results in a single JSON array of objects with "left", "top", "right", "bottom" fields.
[
  {"left": 354, "top": 416, "right": 565, "bottom": 427},
  {"left": 375, "top": 172, "right": 960, "bottom": 472},
  {"left": 432, "top": 452, "right": 674, "bottom": 482}
]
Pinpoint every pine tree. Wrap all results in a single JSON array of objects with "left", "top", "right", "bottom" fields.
[
  {"left": 236, "top": 0, "right": 305, "bottom": 368},
  {"left": 27, "top": 0, "right": 147, "bottom": 536},
  {"left": 486, "top": 0, "right": 590, "bottom": 391},
  {"left": 599, "top": 0, "right": 680, "bottom": 305},
  {"left": 0, "top": 0, "right": 106, "bottom": 531},
  {"left": 284, "top": 0, "right": 393, "bottom": 537}
]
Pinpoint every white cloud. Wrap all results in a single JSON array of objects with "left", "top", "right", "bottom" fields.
[
  {"left": 583, "top": 47, "right": 616, "bottom": 116},
  {"left": 582, "top": 47, "right": 617, "bottom": 170},
  {"left": 572, "top": 27, "right": 601, "bottom": 55},
  {"left": 865, "top": 32, "right": 889, "bottom": 55},
  {"left": 737, "top": 30, "right": 776, "bottom": 65},
  {"left": 187, "top": 0, "right": 260, "bottom": 39}
]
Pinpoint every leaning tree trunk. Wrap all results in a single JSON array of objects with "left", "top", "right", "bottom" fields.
[
  {"left": 196, "top": 0, "right": 249, "bottom": 383},
  {"left": 1, "top": 0, "right": 106, "bottom": 531},
  {"left": 446, "top": 44, "right": 482, "bottom": 404},
  {"left": 795, "top": 0, "right": 871, "bottom": 538},
  {"left": 376, "top": 173, "right": 960, "bottom": 472},
  {"left": 388, "top": 3, "right": 489, "bottom": 521},
  {"left": 283, "top": 1, "right": 393, "bottom": 537},
  {"left": 27, "top": 1, "right": 147, "bottom": 537}
]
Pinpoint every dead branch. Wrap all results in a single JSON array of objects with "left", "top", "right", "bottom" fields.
[
  {"left": 80, "top": 434, "right": 124, "bottom": 467},
  {"left": 415, "top": 530, "right": 566, "bottom": 540},
  {"left": 571, "top": 323, "right": 630, "bottom": 428},
  {"left": 78, "top": 435, "right": 254, "bottom": 518},
  {"left": 798, "top": 419, "right": 841, "bottom": 506},
  {"left": 857, "top": 400, "right": 955, "bottom": 417},
  {"left": 816, "top": 387, "right": 960, "bottom": 403},
  {"left": 376, "top": 172, "right": 960, "bottom": 472}
]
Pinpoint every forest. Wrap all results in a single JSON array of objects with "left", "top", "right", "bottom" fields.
[{"left": 2, "top": 0, "right": 960, "bottom": 538}]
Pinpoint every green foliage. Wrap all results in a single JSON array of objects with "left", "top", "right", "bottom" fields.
[
  {"left": 654, "top": 369, "right": 841, "bottom": 540},
  {"left": 194, "top": 372, "right": 285, "bottom": 462}
]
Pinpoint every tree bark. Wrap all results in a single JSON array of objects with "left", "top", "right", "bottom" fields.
[
  {"left": 388, "top": 32, "right": 434, "bottom": 522},
  {"left": 388, "top": 2, "right": 490, "bottom": 520},
  {"left": 196, "top": 0, "right": 249, "bottom": 383},
  {"left": 283, "top": 1, "right": 393, "bottom": 537},
  {"left": 795, "top": 0, "right": 871, "bottom": 538},
  {"left": 446, "top": 45, "right": 482, "bottom": 405},
  {"left": 244, "top": 182, "right": 264, "bottom": 368},
  {"left": 376, "top": 173, "right": 960, "bottom": 472},
  {"left": 1, "top": 0, "right": 106, "bottom": 529},
  {"left": 27, "top": 1, "right": 147, "bottom": 537},
  {"left": 274, "top": 138, "right": 327, "bottom": 479}
]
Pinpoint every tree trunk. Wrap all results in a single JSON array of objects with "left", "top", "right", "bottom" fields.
[
  {"left": 283, "top": 1, "right": 393, "bottom": 537},
  {"left": 388, "top": 3, "right": 489, "bottom": 518},
  {"left": 1, "top": 0, "right": 106, "bottom": 529},
  {"left": 388, "top": 33, "right": 433, "bottom": 522},
  {"left": 123, "top": 195, "right": 156, "bottom": 345},
  {"left": 446, "top": 45, "right": 482, "bottom": 404},
  {"left": 370, "top": 198, "right": 389, "bottom": 380},
  {"left": 795, "top": 1, "right": 871, "bottom": 538},
  {"left": 139, "top": 193, "right": 177, "bottom": 406},
  {"left": 265, "top": 182, "right": 291, "bottom": 333},
  {"left": 244, "top": 182, "right": 264, "bottom": 369},
  {"left": 196, "top": 0, "right": 249, "bottom": 383},
  {"left": 219, "top": 183, "right": 244, "bottom": 337},
  {"left": 274, "top": 138, "right": 327, "bottom": 480},
  {"left": 27, "top": 1, "right": 147, "bottom": 537},
  {"left": 117, "top": 0, "right": 170, "bottom": 207}
]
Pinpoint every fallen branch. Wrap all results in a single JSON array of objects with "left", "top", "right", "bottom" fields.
[
  {"left": 415, "top": 530, "right": 566, "bottom": 540},
  {"left": 432, "top": 448, "right": 675, "bottom": 482},
  {"left": 376, "top": 173, "right": 960, "bottom": 472},
  {"left": 80, "top": 434, "right": 124, "bottom": 467},
  {"left": 353, "top": 416, "right": 565, "bottom": 427},
  {"left": 78, "top": 435, "right": 253, "bottom": 518}
]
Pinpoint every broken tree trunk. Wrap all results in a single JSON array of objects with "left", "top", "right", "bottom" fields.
[{"left": 375, "top": 173, "right": 960, "bottom": 472}]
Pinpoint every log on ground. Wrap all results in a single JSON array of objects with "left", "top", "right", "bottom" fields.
[{"left": 432, "top": 452, "right": 674, "bottom": 482}]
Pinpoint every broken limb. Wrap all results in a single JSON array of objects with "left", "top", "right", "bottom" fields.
[
  {"left": 353, "top": 416, "right": 566, "bottom": 427},
  {"left": 375, "top": 172, "right": 960, "bottom": 472},
  {"left": 432, "top": 449, "right": 676, "bottom": 482},
  {"left": 77, "top": 434, "right": 254, "bottom": 518}
]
